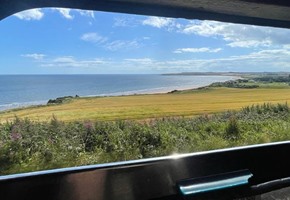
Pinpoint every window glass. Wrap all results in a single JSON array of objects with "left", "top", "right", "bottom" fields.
[{"left": 1, "top": 8, "right": 290, "bottom": 175}]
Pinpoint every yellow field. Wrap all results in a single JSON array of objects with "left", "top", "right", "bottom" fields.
[{"left": 1, "top": 87, "right": 290, "bottom": 122}]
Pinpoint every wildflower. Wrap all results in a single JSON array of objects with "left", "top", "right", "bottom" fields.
[
  {"left": 84, "top": 121, "right": 93, "bottom": 131},
  {"left": 11, "top": 132, "right": 22, "bottom": 141}
]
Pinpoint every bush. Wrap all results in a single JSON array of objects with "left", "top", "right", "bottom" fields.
[{"left": 225, "top": 116, "right": 240, "bottom": 140}]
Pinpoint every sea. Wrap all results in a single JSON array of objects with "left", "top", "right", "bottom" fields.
[{"left": 0, "top": 74, "right": 237, "bottom": 111}]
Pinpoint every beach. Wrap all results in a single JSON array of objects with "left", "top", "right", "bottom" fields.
[{"left": 0, "top": 74, "right": 238, "bottom": 111}]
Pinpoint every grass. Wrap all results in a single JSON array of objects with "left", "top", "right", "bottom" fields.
[
  {"left": 1, "top": 86, "right": 290, "bottom": 122},
  {"left": 1, "top": 102, "right": 290, "bottom": 175}
]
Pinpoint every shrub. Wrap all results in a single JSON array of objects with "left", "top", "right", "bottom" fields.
[{"left": 225, "top": 116, "right": 240, "bottom": 140}]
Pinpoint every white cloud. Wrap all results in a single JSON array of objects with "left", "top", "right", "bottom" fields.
[
  {"left": 174, "top": 47, "right": 222, "bottom": 53},
  {"left": 140, "top": 18, "right": 290, "bottom": 49},
  {"left": 142, "top": 17, "right": 175, "bottom": 28},
  {"left": 81, "top": 33, "right": 141, "bottom": 51},
  {"left": 32, "top": 48, "right": 290, "bottom": 73},
  {"left": 81, "top": 32, "right": 108, "bottom": 43},
  {"left": 113, "top": 16, "right": 138, "bottom": 27},
  {"left": 42, "top": 56, "right": 106, "bottom": 68},
  {"left": 192, "top": 48, "right": 290, "bottom": 71},
  {"left": 21, "top": 53, "right": 46, "bottom": 60},
  {"left": 51, "top": 8, "right": 74, "bottom": 20},
  {"left": 124, "top": 58, "right": 153, "bottom": 65},
  {"left": 105, "top": 40, "right": 140, "bottom": 51},
  {"left": 76, "top": 10, "right": 95, "bottom": 18},
  {"left": 15, "top": 8, "right": 95, "bottom": 21},
  {"left": 14, "top": 9, "right": 44, "bottom": 21},
  {"left": 44, "top": 57, "right": 157, "bottom": 73},
  {"left": 283, "top": 45, "right": 290, "bottom": 49},
  {"left": 182, "top": 20, "right": 290, "bottom": 48},
  {"left": 121, "top": 48, "right": 290, "bottom": 72},
  {"left": 125, "top": 58, "right": 153, "bottom": 62},
  {"left": 53, "top": 56, "right": 75, "bottom": 63}
]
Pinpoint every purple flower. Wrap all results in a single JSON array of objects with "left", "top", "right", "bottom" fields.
[
  {"left": 11, "top": 125, "right": 22, "bottom": 141},
  {"left": 84, "top": 121, "right": 93, "bottom": 130},
  {"left": 11, "top": 132, "right": 22, "bottom": 141}
]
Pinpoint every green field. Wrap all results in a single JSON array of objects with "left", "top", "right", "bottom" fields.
[{"left": 1, "top": 86, "right": 290, "bottom": 122}]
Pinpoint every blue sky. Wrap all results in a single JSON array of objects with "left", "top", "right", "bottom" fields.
[{"left": 1, "top": 8, "right": 290, "bottom": 74}]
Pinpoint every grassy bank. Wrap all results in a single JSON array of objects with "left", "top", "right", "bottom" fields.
[
  {"left": 1, "top": 86, "right": 290, "bottom": 122},
  {"left": 1, "top": 103, "right": 290, "bottom": 175}
]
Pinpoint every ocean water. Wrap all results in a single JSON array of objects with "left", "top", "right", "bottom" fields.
[{"left": 0, "top": 74, "right": 237, "bottom": 111}]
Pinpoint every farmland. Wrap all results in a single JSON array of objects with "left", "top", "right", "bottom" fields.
[{"left": 1, "top": 86, "right": 290, "bottom": 122}]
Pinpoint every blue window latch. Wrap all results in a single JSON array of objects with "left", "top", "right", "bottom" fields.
[{"left": 178, "top": 170, "right": 253, "bottom": 196}]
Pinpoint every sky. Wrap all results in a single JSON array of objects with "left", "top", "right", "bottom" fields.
[{"left": 1, "top": 8, "right": 290, "bottom": 74}]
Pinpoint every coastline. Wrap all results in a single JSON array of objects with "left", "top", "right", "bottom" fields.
[
  {"left": 84, "top": 75, "right": 240, "bottom": 97},
  {"left": 1, "top": 75, "right": 290, "bottom": 122},
  {"left": 0, "top": 75, "right": 240, "bottom": 112}
]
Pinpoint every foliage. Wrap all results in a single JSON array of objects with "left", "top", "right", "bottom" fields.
[
  {"left": 209, "top": 79, "right": 259, "bottom": 88},
  {"left": 253, "top": 75, "right": 290, "bottom": 83},
  {"left": 225, "top": 116, "right": 240, "bottom": 140},
  {"left": 0, "top": 103, "right": 290, "bottom": 175},
  {"left": 47, "top": 95, "right": 79, "bottom": 105}
]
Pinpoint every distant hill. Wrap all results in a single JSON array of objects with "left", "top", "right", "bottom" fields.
[{"left": 163, "top": 72, "right": 290, "bottom": 77}]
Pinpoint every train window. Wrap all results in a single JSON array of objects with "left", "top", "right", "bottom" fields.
[{"left": 1, "top": 8, "right": 290, "bottom": 175}]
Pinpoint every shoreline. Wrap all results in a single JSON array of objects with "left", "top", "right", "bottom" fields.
[
  {"left": 0, "top": 75, "right": 240, "bottom": 112},
  {"left": 71, "top": 75, "right": 241, "bottom": 97}
]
